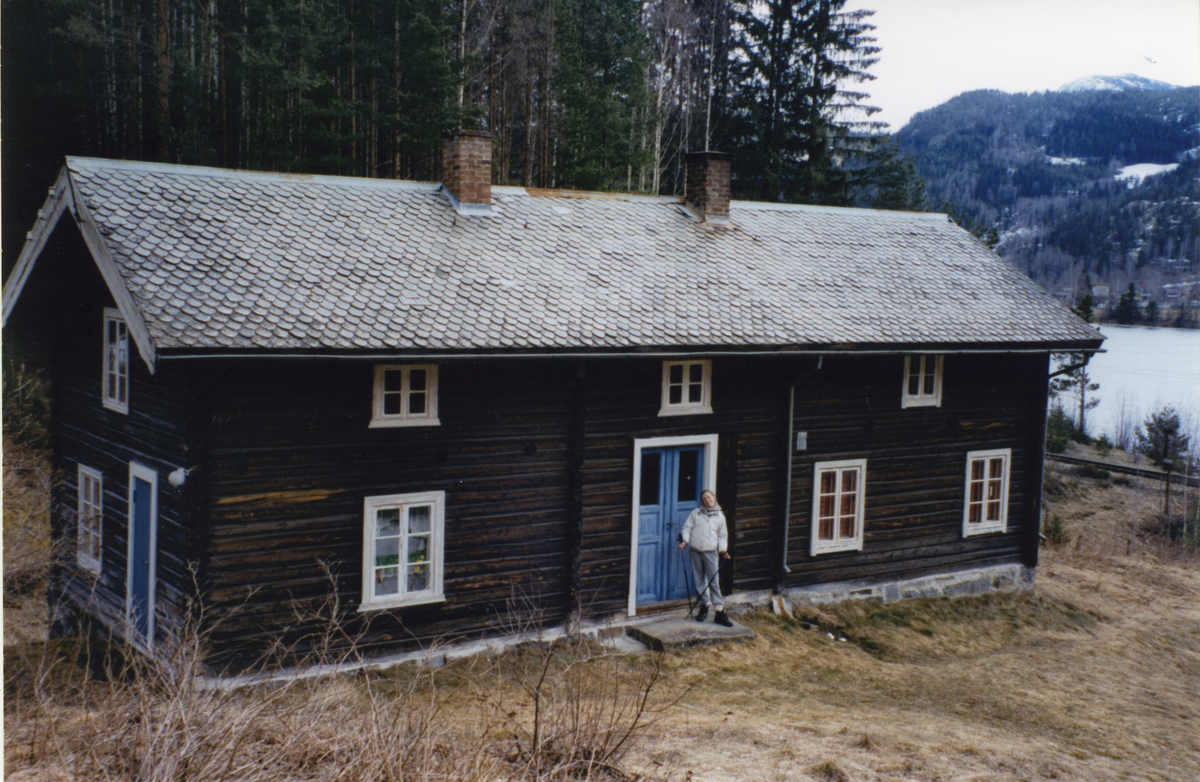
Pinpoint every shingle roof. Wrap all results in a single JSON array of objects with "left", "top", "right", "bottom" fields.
[{"left": 17, "top": 157, "right": 1103, "bottom": 356}]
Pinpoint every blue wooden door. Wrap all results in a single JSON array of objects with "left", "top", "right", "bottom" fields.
[
  {"left": 637, "top": 446, "right": 704, "bottom": 604},
  {"left": 129, "top": 474, "right": 155, "bottom": 643}
]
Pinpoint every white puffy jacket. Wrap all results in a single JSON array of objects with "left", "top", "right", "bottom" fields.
[{"left": 681, "top": 506, "right": 728, "bottom": 554}]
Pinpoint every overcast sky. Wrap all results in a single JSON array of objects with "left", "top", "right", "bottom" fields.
[{"left": 842, "top": 0, "right": 1200, "bottom": 131}]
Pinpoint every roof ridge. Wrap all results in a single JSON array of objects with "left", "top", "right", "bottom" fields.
[
  {"left": 65, "top": 157, "right": 441, "bottom": 193},
  {"left": 733, "top": 199, "right": 950, "bottom": 220}
]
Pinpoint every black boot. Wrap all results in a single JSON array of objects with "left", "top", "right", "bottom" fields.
[
  {"left": 695, "top": 604, "right": 709, "bottom": 622},
  {"left": 714, "top": 610, "right": 733, "bottom": 627}
]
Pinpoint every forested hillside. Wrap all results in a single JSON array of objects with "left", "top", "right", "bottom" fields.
[
  {"left": 2, "top": 0, "right": 929, "bottom": 272},
  {"left": 895, "top": 87, "right": 1200, "bottom": 308}
]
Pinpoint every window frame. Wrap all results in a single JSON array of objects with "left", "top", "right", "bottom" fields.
[
  {"left": 962, "top": 448, "right": 1011, "bottom": 537},
  {"left": 810, "top": 458, "right": 867, "bottom": 555},
  {"left": 77, "top": 465, "right": 104, "bottom": 575},
  {"left": 901, "top": 354, "right": 943, "bottom": 409},
  {"left": 359, "top": 490, "right": 446, "bottom": 611},
  {"left": 102, "top": 308, "right": 130, "bottom": 414},
  {"left": 369, "top": 364, "right": 440, "bottom": 428},
  {"left": 658, "top": 359, "right": 713, "bottom": 417}
]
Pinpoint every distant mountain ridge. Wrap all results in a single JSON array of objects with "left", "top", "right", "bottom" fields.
[
  {"left": 895, "top": 86, "right": 1199, "bottom": 306},
  {"left": 1058, "top": 73, "right": 1181, "bottom": 93}
]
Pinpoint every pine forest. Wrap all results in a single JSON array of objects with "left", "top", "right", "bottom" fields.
[{"left": 3, "top": 0, "right": 940, "bottom": 268}]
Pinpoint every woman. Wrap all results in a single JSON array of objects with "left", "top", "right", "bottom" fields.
[{"left": 678, "top": 489, "right": 733, "bottom": 627}]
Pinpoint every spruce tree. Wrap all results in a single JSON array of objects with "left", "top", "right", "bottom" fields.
[{"left": 727, "top": 0, "right": 881, "bottom": 205}]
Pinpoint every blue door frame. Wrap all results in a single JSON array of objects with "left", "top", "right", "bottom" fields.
[{"left": 636, "top": 445, "right": 704, "bottom": 605}]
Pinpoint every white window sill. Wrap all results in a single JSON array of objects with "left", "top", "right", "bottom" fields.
[
  {"left": 103, "top": 399, "right": 129, "bottom": 415},
  {"left": 901, "top": 397, "right": 940, "bottom": 409},
  {"left": 657, "top": 405, "right": 713, "bottom": 417},
  {"left": 810, "top": 540, "right": 864, "bottom": 556},
  {"left": 963, "top": 524, "right": 1006, "bottom": 537},
  {"left": 77, "top": 556, "right": 102, "bottom": 576},
  {"left": 368, "top": 417, "right": 441, "bottom": 429},
  {"left": 357, "top": 594, "right": 446, "bottom": 613}
]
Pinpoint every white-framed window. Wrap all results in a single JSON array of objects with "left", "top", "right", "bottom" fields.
[
  {"left": 901, "top": 354, "right": 943, "bottom": 409},
  {"left": 77, "top": 465, "right": 104, "bottom": 574},
  {"left": 810, "top": 459, "right": 867, "bottom": 555},
  {"left": 659, "top": 360, "right": 712, "bottom": 416},
  {"left": 963, "top": 449, "right": 1010, "bottom": 536},
  {"left": 370, "top": 364, "right": 440, "bottom": 428},
  {"left": 360, "top": 490, "right": 446, "bottom": 611},
  {"left": 103, "top": 308, "right": 129, "bottom": 414}
]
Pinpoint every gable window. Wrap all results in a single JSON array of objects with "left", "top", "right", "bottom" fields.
[
  {"left": 810, "top": 459, "right": 867, "bottom": 555},
  {"left": 963, "top": 449, "right": 1010, "bottom": 536},
  {"left": 901, "top": 354, "right": 943, "bottom": 409},
  {"left": 77, "top": 465, "right": 104, "bottom": 574},
  {"left": 103, "top": 309, "right": 129, "bottom": 414},
  {"left": 360, "top": 491, "right": 446, "bottom": 610},
  {"left": 370, "top": 365, "right": 439, "bottom": 427},
  {"left": 659, "top": 360, "right": 712, "bottom": 416}
]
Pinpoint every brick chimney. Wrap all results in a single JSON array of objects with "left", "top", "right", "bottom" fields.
[
  {"left": 685, "top": 151, "right": 733, "bottom": 224},
  {"left": 442, "top": 130, "right": 493, "bottom": 215}
]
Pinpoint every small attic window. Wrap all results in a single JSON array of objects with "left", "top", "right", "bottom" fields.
[
  {"left": 370, "top": 365, "right": 440, "bottom": 428},
  {"left": 901, "top": 354, "right": 943, "bottom": 409},
  {"left": 659, "top": 360, "right": 712, "bottom": 416},
  {"left": 103, "top": 308, "right": 129, "bottom": 414}
]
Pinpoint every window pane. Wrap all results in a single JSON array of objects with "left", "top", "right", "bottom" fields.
[
  {"left": 408, "top": 535, "right": 428, "bottom": 563},
  {"left": 383, "top": 369, "right": 403, "bottom": 392},
  {"left": 376, "top": 567, "right": 399, "bottom": 596},
  {"left": 989, "top": 458, "right": 1004, "bottom": 479},
  {"left": 408, "top": 564, "right": 429, "bottom": 592},
  {"left": 819, "top": 471, "right": 836, "bottom": 495},
  {"left": 669, "top": 364, "right": 683, "bottom": 384},
  {"left": 408, "top": 392, "right": 426, "bottom": 415},
  {"left": 376, "top": 508, "right": 400, "bottom": 537},
  {"left": 677, "top": 450, "right": 699, "bottom": 502},
  {"left": 409, "top": 369, "right": 426, "bottom": 392},
  {"left": 376, "top": 537, "right": 400, "bottom": 566},
  {"left": 688, "top": 383, "right": 703, "bottom": 403},
  {"left": 839, "top": 492, "right": 856, "bottom": 518},
  {"left": 969, "top": 504, "right": 981, "bottom": 523},
  {"left": 108, "top": 320, "right": 117, "bottom": 343},
  {"left": 841, "top": 469, "right": 857, "bottom": 494},
  {"left": 640, "top": 453, "right": 661, "bottom": 506},
  {"left": 971, "top": 460, "right": 984, "bottom": 480},
  {"left": 987, "top": 479, "right": 1001, "bottom": 501},
  {"left": 383, "top": 394, "right": 402, "bottom": 415},
  {"left": 669, "top": 385, "right": 682, "bottom": 404},
  {"left": 819, "top": 495, "right": 835, "bottom": 520},
  {"left": 986, "top": 500, "right": 1001, "bottom": 522},
  {"left": 923, "top": 372, "right": 935, "bottom": 396},
  {"left": 908, "top": 371, "right": 920, "bottom": 396},
  {"left": 688, "top": 363, "right": 703, "bottom": 383},
  {"left": 970, "top": 482, "right": 983, "bottom": 503},
  {"left": 839, "top": 514, "right": 855, "bottom": 539},
  {"left": 819, "top": 516, "right": 834, "bottom": 540},
  {"left": 408, "top": 506, "right": 431, "bottom": 534}
]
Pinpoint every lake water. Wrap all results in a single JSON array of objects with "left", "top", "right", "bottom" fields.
[{"left": 1074, "top": 325, "right": 1200, "bottom": 442}]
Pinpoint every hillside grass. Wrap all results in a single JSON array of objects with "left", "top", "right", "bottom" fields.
[{"left": 5, "top": 441, "right": 1199, "bottom": 781}]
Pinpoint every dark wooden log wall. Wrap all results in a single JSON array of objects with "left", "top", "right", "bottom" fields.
[
  {"left": 197, "top": 359, "right": 576, "bottom": 668},
  {"left": 9, "top": 223, "right": 197, "bottom": 646},
  {"left": 782, "top": 353, "right": 1048, "bottom": 587}
]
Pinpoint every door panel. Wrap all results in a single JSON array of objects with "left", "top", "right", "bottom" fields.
[
  {"left": 127, "top": 465, "right": 157, "bottom": 647},
  {"left": 637, "top": 446, "right": 704, "bottom": 604}
]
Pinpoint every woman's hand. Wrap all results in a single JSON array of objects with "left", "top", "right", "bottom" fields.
[{"left": 678, "top": 542, "right": 687, "bottom": 551}]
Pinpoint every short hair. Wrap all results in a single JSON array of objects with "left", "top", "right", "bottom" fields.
[{"left": 700, "top": 489, "right": 717, "bottom": 500}]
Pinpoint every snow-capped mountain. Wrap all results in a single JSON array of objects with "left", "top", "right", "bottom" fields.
[{"left": 1058, "top": 73, "right": 1179, "bottom": 92}]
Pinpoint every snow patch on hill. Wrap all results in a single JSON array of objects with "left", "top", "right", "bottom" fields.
[
  {"left": 1115, "top": 163, "right": 1180, "bottom": 185},
  {"left": 1059, "top": 73, "right": 1179, "bottom": 93}
]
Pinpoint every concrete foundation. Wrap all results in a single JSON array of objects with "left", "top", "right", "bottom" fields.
[{"left": 774, "top": 563, "right": 1035, "bottom": 610}]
